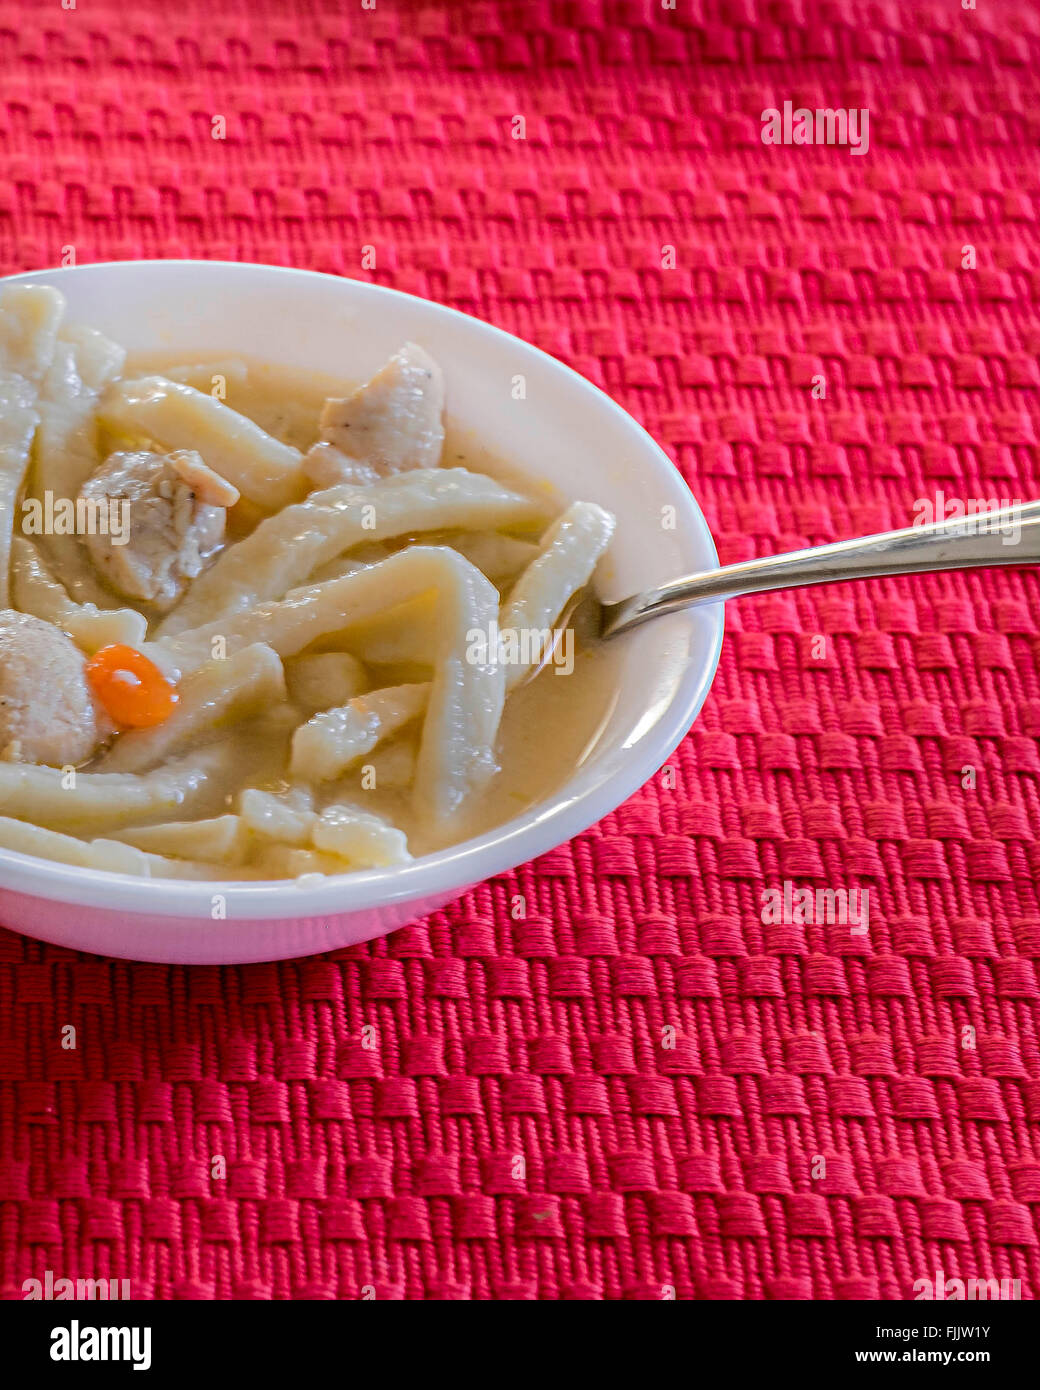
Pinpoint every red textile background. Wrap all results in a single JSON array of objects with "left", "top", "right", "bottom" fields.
[{"left": 3, "top": 0, "right": 1040, "bottom": 1300}]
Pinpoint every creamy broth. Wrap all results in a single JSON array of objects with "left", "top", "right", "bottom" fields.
[
  {"left": 115, "top": 353, "right": 623, "bottom": 860},
  {"left": 0, "top": 286, "right": 620, "bottom": 883}
]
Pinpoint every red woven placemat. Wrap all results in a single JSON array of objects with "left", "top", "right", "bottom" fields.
[{"left": 3, "top": 0, "right": 1040, "bottom": 1300}]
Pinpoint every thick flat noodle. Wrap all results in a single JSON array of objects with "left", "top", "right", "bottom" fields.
[
  {"left": 0, "top": 816, "right": 271, "bottom": 879},
  {"left": 99, "top": 375, "right": 305, "bottom": 511},
  {"left": 0, "top": 745, "right": 233, "bottom": 833},
  {"left": 239, "top": 788, "right": 316, "bottom": 845},
  {"left": 33, "top": 326, "right": 130, "bottom": 606},
  {"left": 0, "top": 284, "right": 64, "bottom": 383},
  {"left": 0, "top": 814, "right": 272, "bottom": 879},
  {"left": 163, "top": 546, "right": 505, "bottom": 822},
  {"left": 10, "top": 539, "right": 147, "bottom": 654},
  {"left": 110, "top": 814, "right": 248, "bottom": 864},
  {"left": 312, "top": 804, "right": 411, "bottom": 866},
  {"left": 0, "top": 286, "right": 67, "bottom": 605},
  {"left": 500, "top": 500, "right": 615, "bottom": 691},
  {"left": 0, "top": 374, "right": 40, "bottom": 608},
  {"left": 0, "top": 816, "right": 152, "bottom": 874},
  {"left": 290, "top": 683, "right": 429, "bottom": 782},
  {"left": 156, "top": 468, "right": 549, "bottom": 637}
]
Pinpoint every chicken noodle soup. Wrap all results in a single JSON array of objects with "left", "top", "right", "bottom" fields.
[{"left": 0, "top": 283, "right": 619, "bottom": 881}]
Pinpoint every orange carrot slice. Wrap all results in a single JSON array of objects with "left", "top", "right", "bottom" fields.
[{"left": 86, "top": 645, "right": 180, "bottom": 729}]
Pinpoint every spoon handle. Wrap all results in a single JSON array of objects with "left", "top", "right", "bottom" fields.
[{"left": 601, "top": 500, "right": 1040, "bottom": 639}]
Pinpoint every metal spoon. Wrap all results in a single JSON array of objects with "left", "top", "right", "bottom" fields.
[{"left": 597, "top": 500, "right": 1040, "bottom": 640}]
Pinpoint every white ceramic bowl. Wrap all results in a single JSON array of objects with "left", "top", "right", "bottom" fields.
[{"left": 0, "top": 261, "right": 723, "bottom": 963}]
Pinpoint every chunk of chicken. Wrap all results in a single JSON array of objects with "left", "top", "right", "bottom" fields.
[
  {"left": 0, "top": 610, "right": 105, "bottom": 766},
  {"left": 302, "top": 441, "right": 376, "bottom": 490},
  {"left": 80, "top": 449, "right": 231, "bottom": 610},
  {"left": 312, "top": 342, "right": 445, "bottom": 486}
]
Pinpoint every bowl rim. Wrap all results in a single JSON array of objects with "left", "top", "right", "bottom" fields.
[{"left": 0, "top": 259, "right": 724, "bottom": 920}]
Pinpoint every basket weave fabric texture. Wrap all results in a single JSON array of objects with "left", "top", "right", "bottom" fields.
[{"left": 2, "top": 0, "right": 1040, "bottom": 1299}]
